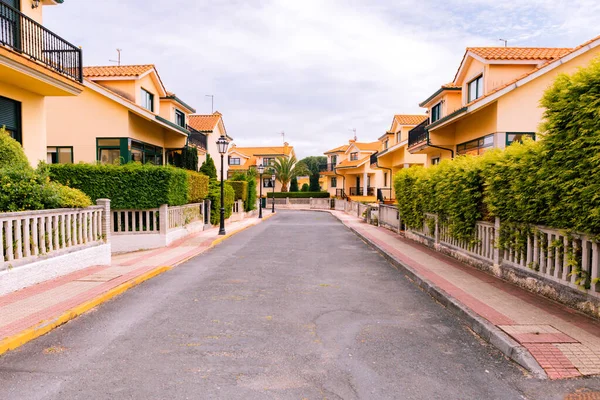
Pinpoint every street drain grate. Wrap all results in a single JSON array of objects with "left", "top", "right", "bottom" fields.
[{"left": 565, "top": 391, "right": 600, "bottom": 400}]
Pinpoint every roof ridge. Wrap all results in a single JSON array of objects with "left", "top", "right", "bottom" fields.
[{"left": 83, "top": 64, "right": 155, "bottom": 68}]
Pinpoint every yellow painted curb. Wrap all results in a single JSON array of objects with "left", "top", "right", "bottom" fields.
[{"left": 0, "top": 265, "right": 171, "bottom": 357}]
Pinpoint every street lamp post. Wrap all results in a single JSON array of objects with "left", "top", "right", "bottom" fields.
[
  {"left": 216, "top": 135, "right": 229, "bottom": 235},
  {"left": 257, "top": 164, "right": 265, "bottom": 219},
  {"left": 271, "top": 173, "right": 276, "bottom": 213}
]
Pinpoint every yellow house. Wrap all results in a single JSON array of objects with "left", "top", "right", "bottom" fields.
[
  {"left": 188, "top": 111, "right": 232, "bottom": 179},
  {"left": 373, "top": 114, "right": 428, "bottom": 202},
  {"left": 227, "top": 143, "right": 295, "bottom": 195},
  {"left": 322, "top": 140, "right": 383, "bottom": 202},
  {"left": 46, "top": 64, "right": 195, "bottom": 165},
  {"left": 296, "top": 175, "right": 327, "bottom": 192},
  {"left": 0, "top": 0, "right": 83, "bottom": 165},
  {"left": 408, "top": 35, "right": 600, "bottom": 166}
]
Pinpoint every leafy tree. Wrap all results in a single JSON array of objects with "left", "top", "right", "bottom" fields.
[
  {"left": 301, "top": 183, "right": 309, "bottom": 192},
  {"left": 270, "top": 156, "right": 308, "bottom": 192},
  {"left": 290, "top": 177, "right": 299, "bottom": 192},
  {"left": 199, "top": 154, "right": 217, "bottom": 179},
  {"left": 299, "top": 156, "right": 327, "bottom": 174}
]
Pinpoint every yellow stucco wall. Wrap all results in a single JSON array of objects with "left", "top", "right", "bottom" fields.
[
  {"left": 0, "top": 81, "right": 46, "bottom": 165},
  {"left": 97, "top": 81, "right": 136, "bottom": 103},
  {"left": 486, "top": 64, "right": 536, "bottom": 93},
  {"left": 454, "top": 102, "right": 498, "bottom": 145}
]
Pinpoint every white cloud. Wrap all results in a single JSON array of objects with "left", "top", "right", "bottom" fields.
[{"left": 44, "top": 0, "right": 599, "bottom": 158}]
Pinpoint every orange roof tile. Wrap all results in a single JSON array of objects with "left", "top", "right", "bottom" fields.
[
  {"left": 83, "top": 65, "right": 155, "bottom": 78},
  {"left": 351, "top": 142, "right": 380, "bottom": 152},
  {"left": 324, "top": 144, "right": 349, "bottom": 154},
  {"left": 188, "top": 112, "right": 222, "bottom": 132},
  {"left": 467, "top": 47, "right": 572, "bottom": 61},
  {"left": 335, "top": 155, "right": 371, "bottom": 169},
  {"left": 227, "top": 145, "right": 295, "bottom": 170},
  {"left": 393, "top": 114, "right": 428, "bottom": 126}
]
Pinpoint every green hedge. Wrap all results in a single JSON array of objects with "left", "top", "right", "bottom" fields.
[
  {"left": 48, "top": 163, "right": 188, "bottom": 209},
  {"left": 266, "top": 191, "right": 329, "bottom": 198},
  {"left": 208, "top": 180, "right": 235, "bottom": 225},
  {"left": 228, "top": 180, "right": 248, "bottom": 201},
  {"left": 187, "top": 171, "right": 209, "bottom": 203},
  {"left": 245, "top": 172, "right": 257, "bottom": 212},
  {"left": 0, "top": 128, "right": 30, "bottom": 171}
]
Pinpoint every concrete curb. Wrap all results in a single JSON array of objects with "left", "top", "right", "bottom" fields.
[
  {"left": 0, "top": 265, "right": 171, "bottom": 357},
  {"left": 0, "top": 212, "right": 276, "bottom": 357},
  {"left": 331, "top": 212, "right": 548, "bottom": 380}
]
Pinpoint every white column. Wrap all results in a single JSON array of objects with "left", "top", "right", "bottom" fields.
[{"left": 363, "top": 171, "right": 368, "bottom": 196}]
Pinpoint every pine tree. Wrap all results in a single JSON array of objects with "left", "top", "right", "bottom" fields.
[
  {"left": 290, "top": 177, "right": 299, "bottom": 192},
  {"left": 199, "top": 154, "right": 217, "bottom": 179}
]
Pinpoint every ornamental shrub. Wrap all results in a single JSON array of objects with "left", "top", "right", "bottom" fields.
[
  {"left": 187, "top": 170, "right": 209, "bottom": 203},
  {"left": 208, "top": 180, "right": 235, "bottom": 225},
  {"left": 309, "top": 173, "right": 321, "bottom": 192},
  {"left": 301, "top": 183, "right": 309, "bottom": 192},
  {"left": 0, "top": 127, "right": 31, "bottom": 171},
  {"left": 290, "top": 177, "right": 299, "bottom": 192},
  {"left": 245, "top": 169, "right": 257, "bottom": 211},
  {"left": 267, "top": 191, "right": 329, "bottom": 198},
  {"left": 228, "top": 180, "right": 248, "bottom": 201},
  {"left": 48, "top": 163, "right": 188, "bottom": 209},
  {"left": 199, "top": 154, "right": 218, "bottom": 179}
]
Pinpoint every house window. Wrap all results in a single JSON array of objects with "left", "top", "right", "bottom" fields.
[
  {"left": 229, "top": 157, "right": 240, "bottom": 165},
  {"left": 97, "top": 138, "right": 163, "bottom": 165},
  {"left": 468, "top": 75, "right": 484, "bottom": 102},
  {"left": 396, "top": 132, "right": 401, "bottom": 143},
  {"left": 456, "top": 134, "right": 494, "bottom": 156},
  {"left": 431, "top": 103, "right": 442, "bottom": 123},
  {"left": 263, "top": 157, "right": 275, "bottom": 166},
  {"left": 384, "top": 172, "right": 388, "bottom": 187},
  {"left": 331, "top": 155, "right": 337, "bottom": 165},
  {"left": 0, "top": 96, "right": 21, "bottom": 144},
  {"left": 97, "top": 138, "right": 122, "bottom": 164},
  {"left": 263, "top": 178, "right": 274, "bottom": 188},
  {"left": 331, "top": 177, "right": 337, "bottom": 188},
  {"left": 384, "top": 139, "right": 389, "bottom": 150},
  {"left": 175, "top": 109, "right": 185, "bottom": 128},
  {"left": 506, "top": 132, "right": 535, "bottom": 146},
  {"left": 350, "top": 152, "right": 358, "bottom": 161},
  {"left": 47, "top": 147, "right": 73, "bottom": 164},
  {"left": 141, "top": 88, "right": 154, "bottom": 112},
  {"left": 431, "top": 157, "right": 440, "bottom": 166}
]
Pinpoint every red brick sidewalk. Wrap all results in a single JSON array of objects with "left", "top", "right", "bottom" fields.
[
  {"left": 0, "top": 215, "right": 270, "bottom": 356},
  {"left": 331, "top": 210, "right": 600, "bottom": 380}
]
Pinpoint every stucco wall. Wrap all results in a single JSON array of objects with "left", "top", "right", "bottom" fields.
[{"left": 0, "top": 81, "right": 47, "bottom": 166}]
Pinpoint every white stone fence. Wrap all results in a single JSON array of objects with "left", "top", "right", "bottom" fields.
[
  {"left": 0, "top": 199, "right": 111, "bottom": 295},
  {"left": 261, "top": 197, "right": 333, "bottom": 209}
]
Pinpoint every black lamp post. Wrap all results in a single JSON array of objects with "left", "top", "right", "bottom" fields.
[
  {"left": 216, "top": 135, "right": 229, "bottom": 235},
  {"left": 271, "top": 173, "right": 276, "bottom": 213},
  {"left": 257, "top": 164, "right": 265, "bottom": 218}
]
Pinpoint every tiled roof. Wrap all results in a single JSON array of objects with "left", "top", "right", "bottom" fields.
[
  {"left": 83, "top": 65, "right": 155, "bottom": 78},
  {"left": 227, "top": 145, "right": 294, "bottom": 170},
  {"left": 393, "top": 114, "right": 428, "bottom": 126},
  {"left": 467, "top": 47, "right": 572, "bottom": 61},
  {"left": 441, "top": 83, "right": 461, "bottom": 89},
  {"left": 188, "top": 112, "right": 222, "bottom": 132},
  {"left": 324, "top": 144, "right": 349, "bottom": 154},
  {"left": 335, "top": 155, "right": 370, "bottom": 169},
  {"left": 351, "top": 142, "right": 380, "bottom": 152}
]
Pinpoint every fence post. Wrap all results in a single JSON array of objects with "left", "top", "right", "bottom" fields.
[
  {"left": 309, "top": 197, "right": 313, "bottom": 209},
  {"left": 493, "top": 217, "right": 501, "bottom": 267},
  {"left": 96, "top": 198, "right": 111, "bottom": 243},
  {"left": 286, "top": 197, "right": 290, "bottom": 205},
  {"left": 204, "top": 199, "right": 212, "bottom": 227},
  {"left": 434, "top": 214, "right": 440, "bottom": 246},
  {"left": 159, "top": 204, "right": 168, "bottom": 236}
]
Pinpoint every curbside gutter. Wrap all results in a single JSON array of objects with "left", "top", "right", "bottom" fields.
[
  {"left": 332, "top": 213, "right": 548, "bottom": 380},
  {"left": 0, "top": 213, "right": 277, "bottom": 357}
]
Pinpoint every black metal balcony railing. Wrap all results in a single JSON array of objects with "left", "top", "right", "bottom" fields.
[
  {"left": 336, "top": 189, "right": 347, "bottom": 199},
  {"left": 349, "top": 187, "right": 375, "bottom": 196},
  {"left": 187, "top": 130, "right": 207, "bottom": 150},
  {"left": 319, "top": 163, "right": 336, "bottom": 172},
  {"left": 370, "top": 153, "right": 378, "bottom": 165},
  {"left": 408, "top": 119, "right": 429, "bottom": 148},
  {"left": 0, "top": 2, "right": 82, "bottom": 82}
]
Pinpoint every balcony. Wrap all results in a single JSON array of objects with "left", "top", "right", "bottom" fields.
[
  {"left": 370, "top": 153, "right": 378, "bottom": 166},
  {"left": 407, "top": 119, "right": 429, "bottom": 152},
  {"left": 0, "top": 2, "right": 82, "bottom": 82},
  {"left": 319, "top": 163, "right": 336, "bottom": 172},
  {"left": 187, "top": 130, "right": 207, "bottom": 150},
  {"left": 349, "top": 187, "right": 375, "bottom": 196}
]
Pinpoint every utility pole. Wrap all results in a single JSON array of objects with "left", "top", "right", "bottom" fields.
[
  {"left": 499, "top": 38, "right": 508, "bottom": 47},
  {"left": 205, "top": 95, "right": 214, "bottom": 114},
  {"left": 109, "top": 49, "right": 122, "bottom": 66}
]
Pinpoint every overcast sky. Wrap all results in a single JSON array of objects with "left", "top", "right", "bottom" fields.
[{"left": 46, "top": 0, "right": 599, "bottom": 159}]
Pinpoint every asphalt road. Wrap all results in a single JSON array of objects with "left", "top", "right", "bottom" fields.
[{"left": 1, "top": 211, "right": 599, "bottom": 400}]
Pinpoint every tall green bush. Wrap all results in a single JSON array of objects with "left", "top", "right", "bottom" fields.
[
  {"left": 186, "top": 170, "right": 209, "bottom": 203},
  {"left": 208, "top": 180, "right": 235, "bottom": 225},
  {"left": 199, "top": 154, "right": 218, "bottom": 179},
  {"left": 48, "top": 163, "right": 188, "bottom": 209},
  {"left": 228, "top": 180, "right": 248, "bottom": 201},
  {"left": 290, "top": 177, "right": 299, "bottom": 192},
  {"left": 309, "top": 173, "right": 321, "bottom": 192},
  {"left": 245, "top": 169, "right": 257, "bottom": 211}
]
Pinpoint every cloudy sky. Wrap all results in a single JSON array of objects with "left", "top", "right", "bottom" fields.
[{"left": 46, "top": 0, "right": 599, "bottom": 158}]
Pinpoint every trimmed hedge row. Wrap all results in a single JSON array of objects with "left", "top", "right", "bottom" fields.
[
  {"left": 266, "top": 191, "right": 329, "bottom": 198},
  {"left": 48, "top": 163, "right": 188, "bottom": 209},
  {"left": 228, "top": 180, "right": 248, "bottom": 201},
  {"left": 208, "top": 180, "right": 235, "bottom": 225},
  {"left": 187, "top": 171, "right": 210, "bottom": 203}
]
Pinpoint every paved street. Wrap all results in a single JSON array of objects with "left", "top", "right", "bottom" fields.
[{"left": 0, "top": 211, "right": 599, "bottom": 399}]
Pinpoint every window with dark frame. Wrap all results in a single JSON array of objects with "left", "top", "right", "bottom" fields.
[
  {"left": 431, "top": 157, "right": 441, "bottom": 166},
  {"left": 506, "top": 132, "right": 535, "bottom": 145},
  {"left": 263, "top": 178, "right": 274, "bottom": 188},
  {"left": 141, "top": 88, "right": 154, "bottom": 112},
  {"left": 468, "top": 75, "right": 484, "bottom": 102},
  {"left": 47, "top": 147, "right": 73, "bottom": 164},
  {"left": 431, "top": 103, "right": 442, "bottom": 123},
  {"left": 0, "top": 95, "right": 21, "bottom": 144},
  {"left": 331, "top": 177, "right": 337, "bottom": 188},
  {"left": 263, "top": 157, "right": 275, "bottom": 166},
  {"left": 175, "top": 109, "right": 185, "bottom": 127},
  {"left": 384, "top": 172, "right": 388, "bottom": 187},
  {"left": 350, "top": 152, "right": 358, "bottom": 161},
  {"left": 456, "top": 134, "right": 494, "bottom": 156},
  {"left": 229, "top": 157, "right": 240, "bottom": 165}
]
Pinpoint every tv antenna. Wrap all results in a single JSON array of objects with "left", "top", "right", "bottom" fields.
[
  {"left": 280, "top": 131, "right": 285, "bottom": 145},
  {"left": 499, "top": 38, "right": 508, "bottom": 47},
  {"left": 349, "top": 128, "right": 357, "bottom": 141},
  {"left": 109, "top": 49, "right": 122, "bottom": 66},
  {"left": 205, "top": 95, "right": 214, "bottom": 114}
]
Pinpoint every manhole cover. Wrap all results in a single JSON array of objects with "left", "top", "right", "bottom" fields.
[{"left": 565, "top": 390, "right": 600, "bottom": 400}]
